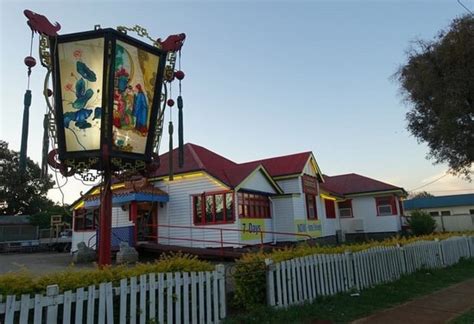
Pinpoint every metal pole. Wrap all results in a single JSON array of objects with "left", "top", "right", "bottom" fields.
[
  {"left": 19, "top": 90, "right": 32, "bottom": 173},
  {"left": 98, "top": 144, "right": 112, "bottom": 266}
]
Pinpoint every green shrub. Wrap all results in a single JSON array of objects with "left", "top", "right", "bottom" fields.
[
  {"left": 408, "top": 210, "right": 437, "bottom": 235},
  {"left": 233, "top": 252, "right": 267, "bottom": 310},
  {"left": 232, "top": 232, "right": 474, "bottom": 308},
  {"left": 0, "top": 252, "right": 213, "bottom": 296}
]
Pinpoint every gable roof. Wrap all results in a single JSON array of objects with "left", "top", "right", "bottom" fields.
[
  {"left": 238, "top": 151, "right": 315, "bottom": 178},
  {"left": 149, "top": 143, "right": 281, "bottom": 191},
  {"left": 403, "top": 194, "right": 474, "bottom": 210},
  {"left": 320, "top": 173, "right": 405, "bottom": 196},
  {"left": 149, "top": 143, "right": 238, "bottom": 186}
]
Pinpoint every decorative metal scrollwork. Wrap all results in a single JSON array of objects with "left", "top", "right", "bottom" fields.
[{"left": 116, "top": 25, "right": 160, "bottom": 48}]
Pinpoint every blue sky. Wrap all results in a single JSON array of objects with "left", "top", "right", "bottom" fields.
[{"left": 1, "top": 0, "right": 473, "bottom": 204}]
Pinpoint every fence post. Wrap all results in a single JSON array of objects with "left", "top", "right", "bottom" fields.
[
  {"left": 397, "top": 244, "right": 407, "bottom": 274},
  {"left": 46, "top": 284, "right": 60, "bottom": 323},
  {"left": 435, "top": 238, "right": 445, "bottom": 267},
  {"left": 344, "top": 250, "right": 355, "bottom": 291},
  {"left": 463, "top": 235, "right": 471, "bottom": 258},
  {"left": 215, "top": 264, "right": 227, "bottom": 319},
  {"left": 265, "top": 258, "right": 276, "bottom": 307}
]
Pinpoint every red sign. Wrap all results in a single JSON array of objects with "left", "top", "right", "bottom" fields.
[{"left": 302, "top": 175, "right": 318, "bottom": 195}]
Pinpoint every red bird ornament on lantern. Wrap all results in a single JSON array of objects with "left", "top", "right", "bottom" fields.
[
  {"left": 24, "top": 9, "right": 61, "bottom": 36},
  {"left": 157, "top": 33, "right": 186, "bottom": 52}
]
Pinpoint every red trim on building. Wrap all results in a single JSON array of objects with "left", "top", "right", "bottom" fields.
[
  {"left": 73, "top": 208, "right": 99, "bottom": 232},
  {"left": 324, "top": 199, "right": 336, "bottom": 219},
  {"left": 193, "top": 191, "right": 236, "bottom": 225},
  {"left": 375, "top": 196, "right": 397, "bottom": 216}
]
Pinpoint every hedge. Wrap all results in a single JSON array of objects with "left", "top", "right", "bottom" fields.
[
  {"left": 232, "top": 232, "right": 474, "bottom": 310},
  {"left": 0, "top": 252, "right": 213, "bottom": 296}
]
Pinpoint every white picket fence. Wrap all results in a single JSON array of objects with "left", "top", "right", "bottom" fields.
[
  {"left": 266, "top": 235, "right": 474, "bottom": 308},
  {"left": 0, "top": 265, "right": 226, "bottom": 324}
]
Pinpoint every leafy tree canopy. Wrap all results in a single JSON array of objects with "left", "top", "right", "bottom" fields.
[
  {"left": 408, "top": 191, "right": 434, "bottom": 199},
  {"left": 396, "top": 15, "right": 474, "bottom": 179},
  {"left": 0, "top": 140, "right": 55, "bottom": 215}
]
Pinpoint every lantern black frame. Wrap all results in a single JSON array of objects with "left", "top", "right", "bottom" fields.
[{"left": 50, "top": 28, "right": 167, "bottom": 172}]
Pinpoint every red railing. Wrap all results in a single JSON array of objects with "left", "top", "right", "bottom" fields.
[{"left": 143, "top": 223, "right": 313, "bottom": 256}]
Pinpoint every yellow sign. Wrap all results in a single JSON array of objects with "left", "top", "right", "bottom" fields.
[
  {"left": 240, "top": 218, "right": 266, "bottom": 241},
  {"left": 294, "top": 220, "right": 322, "bottom": 239}
]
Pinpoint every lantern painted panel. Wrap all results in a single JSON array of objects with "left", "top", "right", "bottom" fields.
[
  {"left": 112, "top": 40, "right": 160, "bottom": 155},
  {"left": 57, "top": 38, "right": 104, "bottom": 152}
]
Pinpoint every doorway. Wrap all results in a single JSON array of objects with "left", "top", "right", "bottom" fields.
[{"left": 135, "top": 202, "right": 157, "bottom": 242}]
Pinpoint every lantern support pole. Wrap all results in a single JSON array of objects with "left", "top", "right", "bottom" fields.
[{"left": 98, "top": 143, "right": 112, "bottom": 266}]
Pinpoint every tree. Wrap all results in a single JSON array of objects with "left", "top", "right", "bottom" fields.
[
  {"left": 0, "top": 140, "right": 55, "bottom": 215},
  {"left": 407, "top": 210, "right": 437, "bottom": 235},
  {"left": 396, "top": 15, "right": 474, "bottom": 179},
  {"left": 29, "top": 202, "right": 70, "bottom": 229},
  {"left": 408, "top": 191, "right": 434, "bottom": 199}
]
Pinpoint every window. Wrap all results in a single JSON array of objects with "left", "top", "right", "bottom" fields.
[
  {"left": 429, "top": 211, "right": 440, "bottom": 216},
  {"left": 74, "top": 208, "right": 99, "bottom": 231},
  {"left": 375, "top": 196, "right": 397, "bottom": 216},
  {"left": 338, "top": 200, "right": 353, "bottom": 218},
  {"left": 470, "top": 209, "right": 474, "bottom": 215},
  {"left": 440, "top": 210, "right": 451, "bottom": 216},
  {"left": 306, "top": 194, "right": 318, "bottom": 220},
  {"left": 238, "top": 192, "right": 271, "bottom": 218},
  {"left": 324, "top": 199, "right": 336, "bottom": 219},
  {"left": 193, "top": 191, "right": 234, "bottom": 225}
]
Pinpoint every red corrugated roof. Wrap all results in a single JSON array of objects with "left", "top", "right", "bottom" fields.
[
  {"left": 149, "top": 143, "right": 312, "bottom": 188},
  {"left": 239, "top": 151, "right": 312, "bottom": 177},
  {"left": 321, "top": 173, "right": 404, "bottom": 195}
]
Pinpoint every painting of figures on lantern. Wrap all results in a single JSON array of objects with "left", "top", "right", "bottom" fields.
[{"left": 112, "top": 40, "right": 160, "bottom": 155}]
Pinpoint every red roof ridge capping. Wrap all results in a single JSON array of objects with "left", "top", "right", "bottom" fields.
[
  {"left": 187, "top": 143, "right": 205, "bottom": 170},
  {"left": 322, "top": 173, "right": 405, "bottom": 195},
  {"left": 238, "top": 151, "right": 313, "bottom": 177}
]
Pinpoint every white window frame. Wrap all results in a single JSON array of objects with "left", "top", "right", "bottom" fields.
[
  {"left": 339, "top": 207, "right": 352, "bottom": 218},
  {"left": 377, "top": 204, "right": 393, "bottom": 216}
]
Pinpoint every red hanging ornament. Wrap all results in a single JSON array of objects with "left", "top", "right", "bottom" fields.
[
  {"left": 167, "top": 99, "right": 175, "bottom": 107},
  {"left": 175, "top": 70, "right": 185, "bottom": 80},
  {"left": 24, "top": 56, "right": 36, "bottom": 68}
]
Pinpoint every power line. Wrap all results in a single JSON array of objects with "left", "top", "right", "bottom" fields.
[
  {"left": 409, "top": 172, "right": 449, "bottom": 191},
  {"left": 457, "top": 0, "right": 473, "bottom": 14}
]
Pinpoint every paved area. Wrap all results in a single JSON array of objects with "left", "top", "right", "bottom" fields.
[
  {"left": 0, "top": 252, "right": 94, "bottom": 275},
  {"left": 353, "top": 278, "right": 474, "bottom": 324}
]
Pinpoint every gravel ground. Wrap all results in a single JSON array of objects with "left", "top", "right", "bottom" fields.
[{"left": 0, "top": 252, "right": 95, "bottom": 275}]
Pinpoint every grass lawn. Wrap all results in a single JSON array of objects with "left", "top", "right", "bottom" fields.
[
  {"left": 225, "top": 258, "right": 474, "bottom": 324},
  {"left": 451, "top": 307, "right": 474, "bottom": 324}
]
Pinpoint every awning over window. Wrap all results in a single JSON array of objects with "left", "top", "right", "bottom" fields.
[{"left": 84, "top": 185, "right": 168, "bottom": 208}]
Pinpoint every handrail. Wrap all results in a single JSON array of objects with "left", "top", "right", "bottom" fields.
[{"left": 144, "top": 223, "right": 313, "bottom": 256}]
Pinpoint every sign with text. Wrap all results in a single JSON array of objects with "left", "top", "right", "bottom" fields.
[
  {"left": 240, "top": 218, "right": 266, "bottom": 241},
  {"left": 302, "top": 175, "right": 318, "bottom": 195},
  {"left": 294, "top": 220, "right": 322, "bottom": 239}
]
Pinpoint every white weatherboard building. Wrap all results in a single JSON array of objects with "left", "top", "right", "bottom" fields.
[
  {"left": 70, "top": 143, "right": 407, "bottom": 252},
  {"left": 403, "top": 194, "right": 474, "bottom": 232}
]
